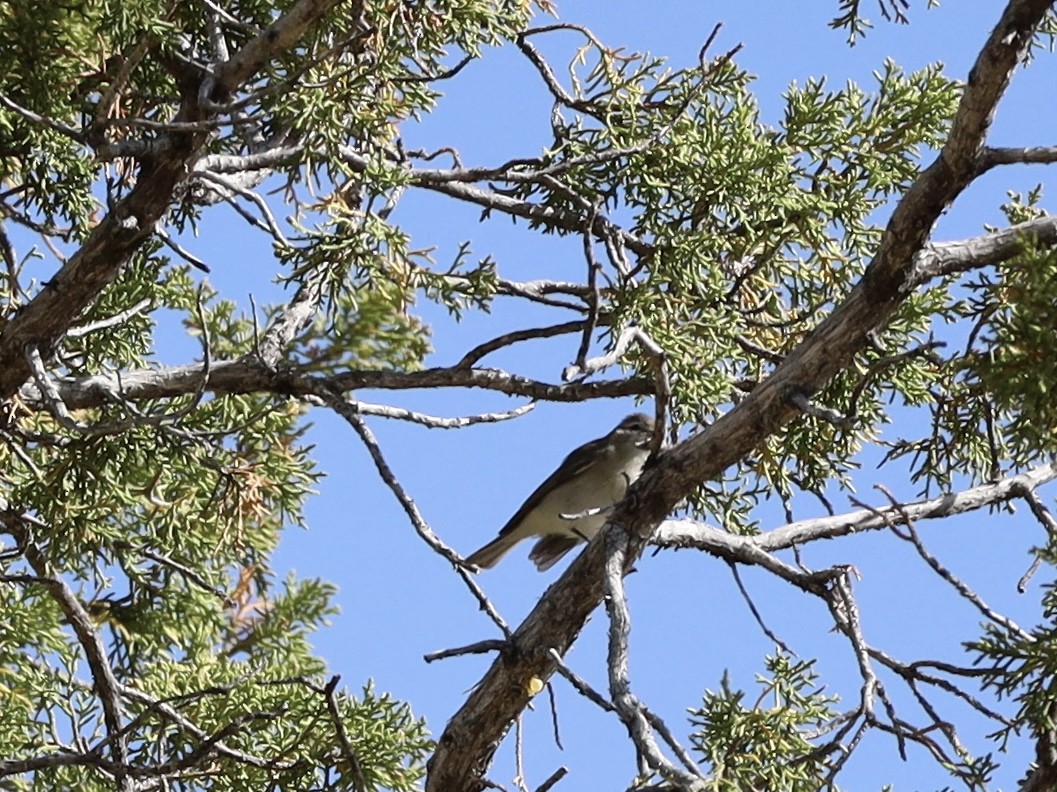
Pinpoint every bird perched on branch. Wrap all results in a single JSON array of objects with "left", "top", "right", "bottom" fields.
[{"left": 465, "top": 413, "right": 655, "bottom": 571}]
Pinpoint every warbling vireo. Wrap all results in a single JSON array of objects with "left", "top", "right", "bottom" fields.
[{"left": 465, "top": 412, "right": 654, "bottom": 571}]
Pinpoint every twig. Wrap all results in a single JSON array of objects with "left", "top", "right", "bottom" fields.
[
  {"left": 155, "top": 227, "right": 212, "bottom": 272},
  {"left": 789, "top": 391, "right": 850, "bottom": 428},
  {"left": 7, "top": 525, "right": 131, "bottom": 789},
  {"left": 26, "top": 346, "right": 142, "bottom": 437},
  {"left": 1018, "top": 554, "right": 1044, "bottom": 593},
  {"left": 67, "top": 298, "right": 153, "bottom": 339},
  {"left": 327, "top": 398, "right": 512, "bottom": 638},
  {"left": 1019, "top": 486, "right": 1057, "bottom": 533},
  {"left": 458, "top": 321, "right": 597, "bottom": 368},
  {"left": 549, "top": 650, "right": 699, "bottom": 774},
  {"left": 563, "top": 324, "right": 642, "bottom": 381},
  {"left": 323, "top": 675, "right": 367, "bottom": 792},
  {"left": 539, "top": 681, "right": 562, "bottom": 754},
  {"left": 727, "top": 562, "right": 793, "bottom": 654},
  {"left": 573, "top": 206, "right": 603, "bottom": 372},
  {"left": 348, "top": 399, "right": 535, "bottom": 428},
  {"left": 533, "top": 766, "right": 568, "bottom": 792},
  {"left": 864, "top": 485, "right": 1031, "bottom": 640},
  {"left": 562, "top": 324, "right": 669, "bottom": 454},
  {"left": 195, "top": 171, "right": 290, "bottom": 247},
  {"left": 845, "top": 341, "right": 945, "bottom": 421},
  {"left": 424, "top": 640, "right": 506, "bottom": 663},
  {"left": 514, "top": 714, "right": 527, "bottom": 792},
  {"left": 548, "top": 649, "right": 614, "bottom": 712},
  {"left": 0, "top": 93, "right": 85, "bottom": 142},
  {"left": 400, "top": 52, "right": 475, "bottom": 83},
  {"left": 827, "top": 570, "right": 882, "bottom": 764}
]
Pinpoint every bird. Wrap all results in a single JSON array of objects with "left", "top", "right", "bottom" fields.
[{"left": 465, "top": 412, "right": 655, "bottom": 571}]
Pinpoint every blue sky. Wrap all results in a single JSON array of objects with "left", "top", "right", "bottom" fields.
[{"left": 186, "top": 2, "right": 1057, "bottom": 788}]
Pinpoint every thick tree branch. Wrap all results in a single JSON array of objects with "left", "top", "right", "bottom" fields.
[
  {"left": 202, "top": 0, "right": 345, "bottom": 104},
  {"left": 19, "top": 358, "right": 650, "bottom": 412},
  {"left": 255, "top": 269, "right": 327, "bottom": 368},
  {"left": 979, "top": 144, "right": 1057, "bottom": 169},
  {"left": 911, "top": 214, "right": 1057, "bottom": 283}
]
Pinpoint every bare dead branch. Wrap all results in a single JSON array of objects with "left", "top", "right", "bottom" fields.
[
  {"left": 752, "top": 464, "right": 1055, "bottom": 551},
  {"left": 865, "top": 485, "right": 1031, "bottom": 640},
  {"left": 326, "top": 396, "right": 512, "bottom": 638},
  {"left": 21, "top": 358, "right": 651, "bottom": 413},
  {"left": 347, "top": 400, "right": 535, "bottom": 428},
  {"left": 602, "top": 526, "right": 702, "bottom": 787},
  {"left": 424, "top": 640, "right": 507, "bottom": 664},
  {"left": 911, "top": 214, "right": 1057, "bottom": 284},
  {"left": 979, "top": 145, "right": 1057, "bottom": 169}
]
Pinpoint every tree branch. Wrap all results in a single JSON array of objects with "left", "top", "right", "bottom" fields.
[
  {"left": 978, "top": 144, "right": 1057, "bottom": 170},
  {"left": 911, "top": 214, "right": 1057, "bottom": 284},
  {"left": 19, "top": 358, "right": 651, "bottom": 412},
  {"left": 652, "top": 463, "right": 1056, "bottom": 553}
]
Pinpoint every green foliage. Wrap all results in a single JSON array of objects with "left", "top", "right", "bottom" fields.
[
  {"left": 829, "top": 0, "right": 926, "bottom": 44},
  {"left": 969, "top": 251, "right": 1057, "bottom": 458},
  {"left": 885, "top": 187, "right": 1057, "bottom": 493},
  {"left": 688, "top": 652, "right": 839, "bottom": 790},
  {"left": 527, "top": 34, "right": 960, "bottom": 526}
]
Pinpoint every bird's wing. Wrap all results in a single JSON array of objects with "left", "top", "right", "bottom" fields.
[{"left": 493, "top": 438, "right": 603, "bottom": 537}]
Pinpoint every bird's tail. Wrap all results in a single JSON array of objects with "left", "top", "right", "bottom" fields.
[{"left": 464, "top": 535, "right": 517, "bottom": 569}]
